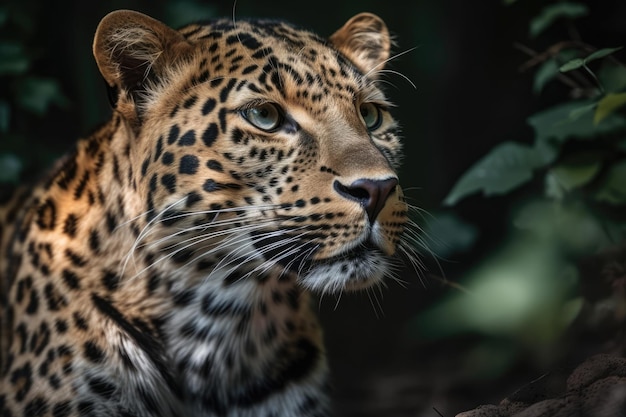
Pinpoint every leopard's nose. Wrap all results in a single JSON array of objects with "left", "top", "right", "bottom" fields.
[{"left": 333, "top": 177, "right": 398, "bottom": 223}]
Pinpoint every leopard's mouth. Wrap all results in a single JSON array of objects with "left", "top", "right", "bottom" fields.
[
  {"left": 251, "top": 230, "right": 389, "bottom": 292},
  {"left": 252, "top": 230, "right": 379, "bottom": 266},
  {"left": 318, "top": 240, "right": 380, "bottom": 264}
]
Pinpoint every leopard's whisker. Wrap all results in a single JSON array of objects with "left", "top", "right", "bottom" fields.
[
  {"left": 363, "top": 46, "right": 418, "bottom": 80},
  {"left": 120, "top": 195, "right": 189, "bottom": 276},
  {"left": 237, "top": 236, "right": 314, "bottom": 284},
  {"left": 371, "top": 69, "right": 417, "bottom": 90},
  {"left": 130, "top": 202, "right": 283, "bottom": 254},
  {"left": 147, "top": 215, "right": 278, "bottom": 252},
  {"left": 222, "top": 227, "right": 311, "bottom": 273},
  {"left": 128, "top": 221, "right": 276, "bottom": 282}
]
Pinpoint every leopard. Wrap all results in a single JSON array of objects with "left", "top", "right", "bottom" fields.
[{"left": 0, "top": 9, "right": 413, "bottom": 417}]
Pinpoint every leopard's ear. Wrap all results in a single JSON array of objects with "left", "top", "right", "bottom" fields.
[
  {"left": 329, "top": 13, "right": 391, "bottom": 77},
  {"left": 93, "top": 10, "right": 191, "bottom": 103}
]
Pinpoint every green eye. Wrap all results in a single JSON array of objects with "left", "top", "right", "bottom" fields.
[
  {"left": 359, "top": 102, "right": 383, "bottom": 130},
  {"left": 241, "top": 103, "right": 283, "bottom": 132}
]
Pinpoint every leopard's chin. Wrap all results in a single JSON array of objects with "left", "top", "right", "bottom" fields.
[{"left": 296, "top": 245, "right": 391, "bottom": 294}]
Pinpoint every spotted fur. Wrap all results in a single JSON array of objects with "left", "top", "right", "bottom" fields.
[{"left": 0, "top": 10, "right": 412, "bottom": 417}]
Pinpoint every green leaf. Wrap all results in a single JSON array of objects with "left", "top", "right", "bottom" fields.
[
  {"left": 594, "top": 161, "right": 626, "bottom": 205},
  {"left": 0, "top": 41, "right": 29, "bottom": 75},
  {"left": 560, "top": 47, "right": 623, "bottom": 73},
  {"left": 559, "top": 58, "right": 585, "bottom": 73},
  {"left": 533, "top": 59, "right": 559, "bottom": 94},
  {"left": 444, "top": 142, "right": 544, "bottom": 205},
  {"left": 530, "top": 2, "right": 588, "bottom": 38},
  {"left": 528, "top": 100, "right": 626, "bottom": 145},
  {"left": 548, "top": 161, "right": 601, "bottom": 192},
  {"left": 594, "top": 92, "right": 626, "bottom": 124},
  {"left": 568, "top": 102, "right": 597, "bottom": 120},
  {"left": 585, "top": 47, "right": 623, "bottom": 64},
  {"left": 16, "top": 77, "right": 69, "bottom": 115}
]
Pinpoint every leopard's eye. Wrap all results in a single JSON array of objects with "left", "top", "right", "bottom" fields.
[
  {"left": 359, "top": 102, "right": 383, "bottom": 131},
  {"left": 241, "top": 103, "right": 283, "bottom": 132}
]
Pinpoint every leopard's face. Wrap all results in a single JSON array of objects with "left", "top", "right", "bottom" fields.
[{"left": 95, "top": 12, "right": 409, "bottom": 293}]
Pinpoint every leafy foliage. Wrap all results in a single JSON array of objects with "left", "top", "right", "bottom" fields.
[
  {"left": 444, "top": 142, "right": 547, "bottom": 205},
  {"left": 529, "top": 2, "right": 588, "bottom": 38},
  {"left": 423, "top": 0, "right": 626, "bottom": 375},
  {"left": 0, "top": 2, "right": 69, "bottom": 183}
]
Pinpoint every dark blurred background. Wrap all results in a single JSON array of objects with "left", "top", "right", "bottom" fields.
[{"left": 2, "top": 1, "right": 626, "bottom": 416}]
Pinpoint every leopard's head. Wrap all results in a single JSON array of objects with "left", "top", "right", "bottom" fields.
[{"left": 93, "top": 10, "right": 410, "bottom": 293}]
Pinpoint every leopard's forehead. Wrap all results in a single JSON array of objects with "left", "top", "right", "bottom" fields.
[
  {"left": 173, "top": 17, "right": 382, "bottom": 106},
  {"left": 179, "top": 18, "right": 328, "bottom": 53}
]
